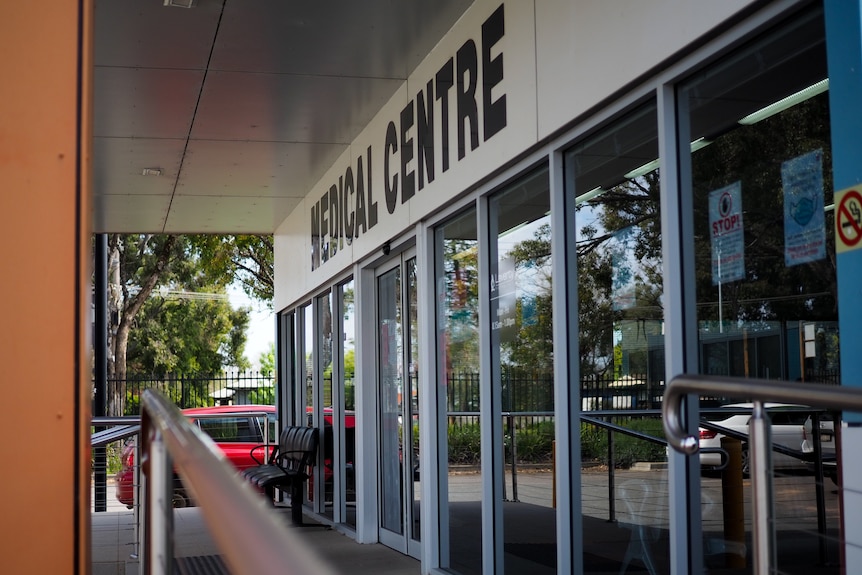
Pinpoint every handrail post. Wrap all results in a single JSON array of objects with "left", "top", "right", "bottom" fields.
[
  {"left": 132, "top": 437, "right": 141, "bottom": 561},
  {"left": 749, "top": 401, "right": 775, "bottom": 575},
  {"left": 509, "top": 413, "right": 519, "bottom": 503},
  {"left": 142, "top": 411, "right": 174, "bottom": 575},
  {"left": 607, "top": 424, "right": 616, "bottom": 523}
]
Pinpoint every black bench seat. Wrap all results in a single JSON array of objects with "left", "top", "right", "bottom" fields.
[{"left": 241, "top": 425, "right": 319, "bottom": 525}]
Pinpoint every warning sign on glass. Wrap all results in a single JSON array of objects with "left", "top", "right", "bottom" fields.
[
  {"left": 835, "top": 186, "right": 862, "bottom": 254},
  {"left": 709, "top": 181, "right": 745, "bottom": 286}
]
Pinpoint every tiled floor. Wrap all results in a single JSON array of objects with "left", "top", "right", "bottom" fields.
[
  {"left": 91, "top": 504, "right": 421, "bottom": 575},
  {"left": 91, "top": 509, "right": 137, "bottom": 575}
]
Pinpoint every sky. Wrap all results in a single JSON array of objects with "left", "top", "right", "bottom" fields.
[{"left": 228, "top": 283, "right": 275, "bottom": 370}]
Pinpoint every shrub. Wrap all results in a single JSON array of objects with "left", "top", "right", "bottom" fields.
[
  {"left": 580, "top": 417, "right": 666, "bottom": 468},
  {"left": 448, "top": 423, "right": 481, "bottom": 465},
  {"left": 513, "top": 421, "right": 555, "bottom": 463}
]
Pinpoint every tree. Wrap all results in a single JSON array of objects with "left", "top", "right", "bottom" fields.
[
  {"left": 259, "top": 342, "right": 275, "bottom": 377},
  {"left": 690, "top": 94, "right": 837, "bottom": 325},
  {"left": 441, "top": 239, "right": 480, "bottom": 372},
  {"left": 126, "top": 295, "right": 250, "bottom": 376},
  {"left": 189, "top": 235, "right": 274, "bottom": 306},
  {"left": 576, "top": 172, "right": 664, "bottom": 379},
  {"left": 504, "top": 224, "right": 554, "bottom": 372},
  {"left": 104, "top": 234, "right": 247, "bottom": 416}
]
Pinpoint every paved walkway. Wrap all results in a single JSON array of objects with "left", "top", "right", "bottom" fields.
[
  {"left": 92, "top": 506, "right": 420, "bottom": 575},
  {"left": 92, "top": 468, "right": 842, "bottom": 574}
]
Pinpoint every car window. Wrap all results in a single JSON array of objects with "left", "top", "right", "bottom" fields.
[
  {"left": 265, "top": 413, "right": 277, "bottom": 443},
  {"left": 197, "top": 416, "right": 259, "bottom": 442},
  {"left": 769, "top": 412, "right": 809, "bottom": 426}
]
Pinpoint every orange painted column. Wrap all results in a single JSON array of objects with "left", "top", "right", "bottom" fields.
[{"left": 0, "top": 2, "right": 92, "bottom": 574}]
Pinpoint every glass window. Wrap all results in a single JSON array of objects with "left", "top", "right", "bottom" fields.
[
  {"left": 564, "top": 100, "right": 667, "bottom": 573},
  {"left": 342, "top": 279, "right": 357, "bottom": 528},
  {"left": 435, "top": 207, "right": 481, "bottom": 574},
  {"left": 489, "top": 165, "right": 553, "bottom": 575},
  {"left": 318, "top": 290, "right": 334, "bottom": 518},
  {"left": 678, "top": 5, "right": 839, "bottom": 572}
]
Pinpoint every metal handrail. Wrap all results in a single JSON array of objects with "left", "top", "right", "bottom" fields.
[
  {"left": 139, "top": 390, "right": 335, "bottom": 575},
  {"left": 662, "top": 374, "right": 862, "bottom": 454},
  {"left": 91, "top": 424, "right": 140, "bottom": 447},
  {"left": 663, "top": 374, "right": 862, "bottom": 575}
]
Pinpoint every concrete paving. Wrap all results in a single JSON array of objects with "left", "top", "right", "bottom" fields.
[
  {"left": 92, "top": 506, "right": 420, "bottom": 575},
  {"left": 92, "top": 468, "right": 843, "bottom": 574}
]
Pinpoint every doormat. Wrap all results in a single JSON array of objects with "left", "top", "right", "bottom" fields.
[{"left": 173, "top": 555, "right": 230, "bottom": 575}]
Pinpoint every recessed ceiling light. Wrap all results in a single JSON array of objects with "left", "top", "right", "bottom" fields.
[{"left": 141, "top": 168, "right": 162, "bottom": 176}]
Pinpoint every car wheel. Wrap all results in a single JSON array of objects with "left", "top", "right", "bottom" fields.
[
  {"left": 172, "top": 490, "right": 189, "bottom": 508},
  {"left": 740, "top": 445, "right": 750, "bottom": 478}
]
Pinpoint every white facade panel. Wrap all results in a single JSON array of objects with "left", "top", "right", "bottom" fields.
[
  {"left": 274, "top": 0, "right": 765, "bottom": 311},
  {"left": 404, "top": 0, "right": 538, "bottom": 221},
  {"left": 273, "top": 205, "right": 312, "bottom": 309},
  {"left": 275, "top": 0, "right": 541, "bottom": 308},
  {"left": 535, "top": 0, "right": 755, "bottom": 140}
]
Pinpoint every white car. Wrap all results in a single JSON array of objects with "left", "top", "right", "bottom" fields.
[
  {"left": 801, "top": 413, "right": 838, "bottom": 484},
  {"left": 698, "top": 403, "right": 813, "bottom": 474}
]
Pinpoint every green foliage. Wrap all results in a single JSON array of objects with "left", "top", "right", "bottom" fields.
[
  {"left": 91, "top": 440, "right": 125, "bottom": 475},
  {"left": 512, "top": 420, "right": 555, "bottom": 463},
  {"left": 440, "top": 237, "right": 480, "bottom": 372},
  {"left": 580, "top": 418, "right": 666, "bottom": 468},
  {"left": 124, "top": 383, "right": 216, "bottom": 415},
  {"left": 104, "top": 233, "right": 267, "bottom": 416},
  {"left": 259, "top": 342, "right": 275, "bottom": 377},
  {"left": 188, "top": 235, "right": 274, "bottom": 305},
  {"left": 504, "top": 224, "right": 554, "bottom": 372},
  {"left": 247, "top": 387, "right": 275, "bottom": 405},
  {"left": 576, "top": 171, "right": 664, "bottom": 379},
  {"left": 447, "top": 420, "right": 557, "bottom": 465},
  {"left": 448, "top": 423, "right": 482, "bottom": 465},
  {"left": 690, "top": 94, "right": 836, "bottom": 324},
  {"left": 580, "top": 422, "right": 606, "bottom": 460},
  {"left": 127, "top": 295, "right": 250, "bottom": 376},
  {"left": 124, "top": 392, "right": 140, "bottom": 415}
]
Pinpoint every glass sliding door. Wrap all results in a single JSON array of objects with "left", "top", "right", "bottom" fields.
[
  {"left": 317, "top": 291, "right": 334, "bottom": 519},
  {"left": 341, "top": 279, "right": 357, "bottom": 528},
  {"left": 300, "top": 303, "right": 314, "bottom": 511},
  {"left": 376, "top": 250, "right": 421, "bottom": 556},
  {"left": 488, "top": 166, "right": 554, "bottom": 575},
  {"left": 564, "top": 100, "right": 668, "bottom": 574},
  {"left": 278, "top": 310, "right": 297, "bottom": 428},
  {"left": 678, "top": 6, "right": 841, "bottom": 573},
  {"left": 435, "top": 208, "right": 481, "bottom": 575}
]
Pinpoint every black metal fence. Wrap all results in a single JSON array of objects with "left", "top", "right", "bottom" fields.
[
  {"left": 102, "top": 371, "right": 275, "bottom": 415},
  {"left": 103, "top": 368, "right": 840, "bottom": 417},
  {"left": 444, "top": 370, "right": 665, "bottom": 415}
]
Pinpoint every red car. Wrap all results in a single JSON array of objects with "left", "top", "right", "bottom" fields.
[
  {"left": 115, "top": 404, "right": 356, "bottom": 508},
  {"left": 115, "top": 405, "right": 277, "bottom": 508}
]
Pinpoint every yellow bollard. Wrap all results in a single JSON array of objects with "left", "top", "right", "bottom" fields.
[{"left": 721, "top": 437, "right": 746, "bottom": 569}]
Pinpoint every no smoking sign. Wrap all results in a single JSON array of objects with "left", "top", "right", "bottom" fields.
[{"left": 835, "top": 187, "right": 862, "bottom": 253}]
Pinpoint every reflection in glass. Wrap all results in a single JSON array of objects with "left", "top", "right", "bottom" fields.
[
  {"left": 435, "top": 208, "right": 481, "bottom": 575},
  {"left": 406, "top": 258, "right": 421, "bottom": 542},
  {"left": 489, "top": 165, "right": 554, "bottom": 575},
  {"left": 302, "top": 303, "right": 314, "bottom": 508},
  {"left": 342, "top": 280, "right": 357, "bottom": 528},
  {"left": 680, "top": 6, "right": 840, "bottom": 573},
  {"left": 565, "top": 100, "right": 669, "bottom": 574},
  {"left": 304, "top": 304, "right": 314, "bottom": 415},
  {"left": 318, "top": 291, "right": 334, "bottom": 518},
  {"left": 378, "top": 267, "right": 404, "bottom": 534}
]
